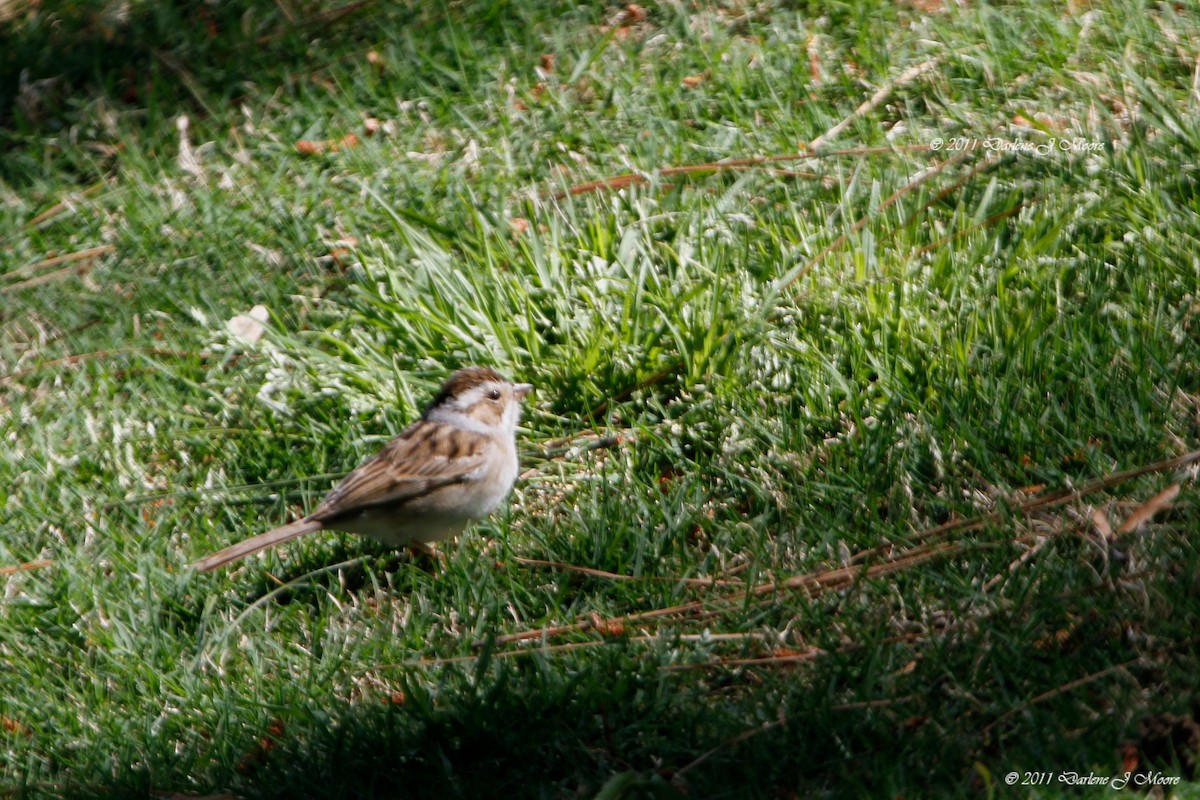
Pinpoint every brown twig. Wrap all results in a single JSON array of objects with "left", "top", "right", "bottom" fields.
[
  {"left": 491, "top": 448, "right": 1200, "bottom": 649},
  {"left": 0, "top": 348, "right": 198, "bottom": 386},
  {"left": 769, "top": 539, "right": 963, "bottom": 596},
  {"left": 673, "top": 714, "right": 789, "bottom": 781},
  {"left": 256, "top": 0, "right": 379, "bottom": 43},
  {"left": 2, "top": 245, "right": 116, "bottom": 291},
  {"left": 679, "top": 648, "right": 825, "bottom": 670},
  {"left": 982, "top": 536, "right": 1052, "bottom": 593},
  {"left": 590, "top": 362, "right": 686, "bottom": 418},
  {"left": 272, "top": 0, "right": 298, "bottom": 23},
  {"left": 1117, "top": 482, "right": 1181, "bottom": 533},
  {"left": 831, "top": 693, "right": 920, "bottom": 711},
  {"left": 20, "top": 183, "right": 107, "bottom": 232},
  {"left": 3, "top": 264, "right": 96, "bottom": 293},
  {"left": 713, "top": 144, "right": 934, "bottom": 163},
  {"left": 403, "top": 629, "right": 807, "bottom": 670},
  {"left": 901, "top": 148, "right": 1007, "bottom": 227},
  {"left": 519, "top": 433, "right": 629, "bottom": 482},
  {"left": 493, "top": 540, "right": 968, "bottom": 648},
  {"left": 514, "top": 557, "right": 747, "bottom": 588},
  {"left": 839, "top": 448, "right": 1200, "bottom": 573},
  {"left": 526, "top": 432, "right": 625, "bottom": 466},
  {"left": 490, "top": 597, "right": 724, "bottom": 646},
  {"left": 553, "top": 145, "right": 934, "bottom": 200},
  {"left": 909, "top": 448, "right": 1200, "bottom": 548},
  {"left": 807, "top": 58, "right": 942, "bottom": 150},
  {"left": 778, "top": 146, "right": 977, "bottom": 295},
  {"left": 980, "top": 656, "right": 1142, "bottom": 738},
  {"left": 392, "top": 634, "right": 682, "bottom": 667},
  {"left": 0, "top": 560, "right": 52, "bottom": 576},
  {"left": 557, "top": 164, "right": 820, "bottom": 198},
  {"left": 912, "top": 194, "right": 1044, "bottom": 258}
]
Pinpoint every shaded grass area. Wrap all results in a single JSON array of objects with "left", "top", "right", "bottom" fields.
[{"left": 3, "top": 0, "right": 1200, "bottom": 797}]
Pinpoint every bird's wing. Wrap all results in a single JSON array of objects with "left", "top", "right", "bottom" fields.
[{"left": 310, "top": 420, "right": 489, "bottom": 521}]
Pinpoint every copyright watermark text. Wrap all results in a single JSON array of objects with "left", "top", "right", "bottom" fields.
[
  {"left": 929, "top": 136, "right": 1105, "bottom": 155},
  {"left": 1003, "top": 771, "right": 1180, "bottom": 789}
]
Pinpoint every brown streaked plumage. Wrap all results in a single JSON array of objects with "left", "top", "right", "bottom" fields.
[{"left": 192, "top": 367, "right": 532, "bottom": 572}]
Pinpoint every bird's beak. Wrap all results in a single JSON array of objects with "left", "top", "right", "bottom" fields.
[{"left": 514, "top": 383, "right": 533, "bottom": 401}]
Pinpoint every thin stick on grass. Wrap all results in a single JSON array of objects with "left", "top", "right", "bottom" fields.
[
  {"left": 514, "top": 557, "right": 748, "bottom": 587},
  {"left": 1, "top": 245, "right": 116, "bottom": 292},
  {"left": 554, "top": 145, "right": 934, "bottom": 200},
  {"left": 777, "top": 146, "right": 978, "bottom": 294},
  {"left": 807, "top": 58, "right": 942, "bottom": 150},
  {"left": 912, "top": 194, "right": 1044, "bottom": 258},
  {"left": 982, "top": 536, "right": 1053, "bottom": 592},
  {"left": 901, "top": 148, "right": 1008, "bottom": 226},
  {"left": 521, "top": 432, "right": 626, "bottom": 477},
  {"left": 490, "top": 600, "right": 717, "bottom": 646},
  {"left": 766, "top": 540, "right": 962, "bottom": 596},
  {"left": 673, "top": 714, "right": 789, "bottom": 781},
  {"left": 590, "top": 362, "right": 686, "bottom": 418},
  {"left": 494, "top": 448, "right": 1200, "bottom": 648},
  {"left": 0, "top": 348, "right": 196, "bottom": 386},
  {"left": 1117, "top": 482, "right": 1181, "bottom": 533},
  {"left": 842, "top": 448, "right": 1200, "bottom": 568},
  {"left": 687, "top": 648, "right": 825, "bottom": 669},
  {"left": 391, "top": 631, "right": 782, "bottom": 668},
  {"left": 492, "top": 540, "right": 968, "bottom": 647},
  {"left": 1, "top": 182, "right": 109, "bottom": 240},
  {"left": 255, "top": 0, "right": 380, "bottom": 43},
  {"left": 556, "top": 164, "right": 821, "bottom": 198},
  {"left": 831, "top": 694, "right": 921, "bottom": 711},
  {"left": 980, "top": 656, "right": 1143, "bottom": 738},
  {"left": 0, "top": 560, "right": 52, "bottom": 576},
  {"left": 673, "top": 690, "right": 927, "bottom": 781}
]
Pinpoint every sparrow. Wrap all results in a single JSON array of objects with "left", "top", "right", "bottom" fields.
[{"left": 192, "top": 366, "right": 532, "bottom": 571}]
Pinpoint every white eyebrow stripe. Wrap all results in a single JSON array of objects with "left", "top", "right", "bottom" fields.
[
  {"left": 456, "top": 385, "right": 489, "bottom": 405},
  {"left": 426, "top": 408, "right": 494, "bottom": 436}
]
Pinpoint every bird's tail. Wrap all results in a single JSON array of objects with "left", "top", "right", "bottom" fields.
[{"left": 191, "top": 518, "right": 324, "bottom": 572}]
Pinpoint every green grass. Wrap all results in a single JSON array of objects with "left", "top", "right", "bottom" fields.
[{"left": 3, "top": 0, "right": 1200, "bottom": 797}]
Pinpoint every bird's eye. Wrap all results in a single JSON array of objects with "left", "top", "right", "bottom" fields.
[{"left": 488, "top": 389, "right": 502, "bottom": 401}]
